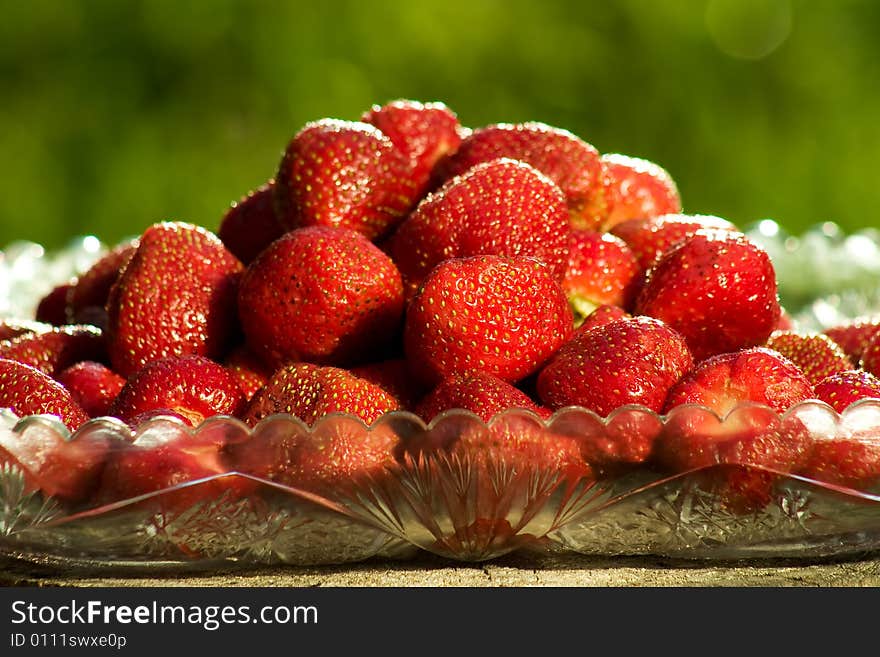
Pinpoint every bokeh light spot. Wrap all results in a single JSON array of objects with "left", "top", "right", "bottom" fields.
[{"left": 706, "top": 0, "right": 792, "bottom": 60}]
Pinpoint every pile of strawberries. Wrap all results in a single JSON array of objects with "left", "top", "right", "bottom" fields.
[{"left": 3, "top": 99, "right": 880, "bottom": 513}]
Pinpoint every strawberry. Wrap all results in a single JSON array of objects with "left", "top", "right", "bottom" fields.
[
  {"left": 109, "top": 356, "right": 246, "bottom": 427},
  {"left": 823, "top": 318, "right": 880, "bottom": 363},
  {"left": 105, "top": 222, "right": 243, "bottom": 377},
  {"left": 609, "top": 214, "right": 739, "bottom": 313},
  {"left": 663, "top": 347, "right": 812, "bottom": 415},
  {"left": 0, "top": 427, "right": 111, "bottom": 504},
  {"left": 434, "top": 122, "right": 609, "bottom": 229},
  {"left": 0, "top": 319, "right": 52, "bottom": 342},
  {"left": 764, "top": 330, "right": 852, "bottom": 385},
  {"left": 230, "top": 413, "right": 402, "bottom": 495},
  {"left": 0, "top": 364, "right": 110, "bottom": 502},
  {"left": 404, "top": 255, "right": 573, "bottom": 385},
  {"left": 387, "top": 158, "right": 571, "bottom": 297},
  {"left": 224, "top": 346, "right": 272, "bottom": 400},
  {"left": 284, "top": 426, "right": 401, "bottom": 493},
  {"left": 123, "top": 408, "right": 195, "bottom": 428},
  {"left": 56, "top": 361, "right": 126, "bottom": 418},
  {"left": 0, "top": 325, "right": 105, "bottom": 377},
  {"left": 860, "top": 330, "right": 880, "bottom": 377},
  {"left": 274, "top": 119, "right": 418, "bottom": 241},
  {"left": 416, "top": 371, "right": 550, "bottom": 423},
  {"left": 35, "top": 282, "right": 74, "bottom": 326},
  {"left": 814, "top": 370, "right": 880, "bottom": 413},
  {"left": 610, "top": 213, "right": 738, "bottom": 271},
  {"left": 657, "top": 351, "right": 812, "bottom": 514},
  {"left": 0, "top": 359, "right": 89, "bottom": 430},
  {"left": 536, "top": 316, "right": 692, "bottom": 416},
  {"left": 217, "top": 181, "right": 284, "bottom": 265},
  {"left": 549, "top": 406, "right": 663, "bottom": 472},
  {"left": 397, "top": 411, "right": 592, "bottom": 490},
  {"left": 634, "top": 229, "right": 781, "bottom": 361},
  {"left": 67, "top": 239, "right": 138, "bottom": 328},
  {"left": 350, "top": 358, "right": 428, "bottom": 410},
  {"left": 235, "top": 363, "right": 401, "bottom": 492},
  {"left": 563, "top": 230, "right": 639, "bottom": 319},
  {"left": 238, "top": 226, "right": 404, "bottom": 369},
  {"left": 95, "top": 429, "right": 251, "bottom": 510},
  {"left": 576, "top": 304, "right": 629, "bottom": 333},
  {"left": 776, "top": 308, "right": 795, "bottom": 331},
  {"left": 657, "top": 351, "right": 813, "bottom": 512},
  {"left": 799, "top": 435, "right": 880, "bottom": 492},
  {"left": 655, "top": 354, "right": 812, "bottom": 513},
  {"left": 242, "top": 363, "right": 400, "bottom": 427},
  {"left": 600, "top": 153, "right": 681, "bottom": 230},
  {"left": 481, "top": 417, "right": 591, "bottom": 478},
  {"left": 362, "top": 99, "right": 464, "bottom": 197}
]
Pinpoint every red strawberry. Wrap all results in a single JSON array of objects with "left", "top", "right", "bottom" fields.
[
  {"left": 0, "top": 319, "right": 52, "bottom": 342},
  {"left": 0, "top": 368, "right": 110, "bottom": 503},
  {"left": 35, "top": 282, "right": 74, "bottom": 326},
  {"left": 655, "top": 405, "right": 812, "bottom": 513},
  {"left": 776, "top": 308, "right": 795, "bottom": 331},
  {"left": 404, "top": 255, "right": 573, "bottom": 385},
  {"left": 398, "top": 411, "right": 592, "bottom": 486},
  {"left": 664, "top": 347, "right": 812, "bottom": 415},
  {"left": 550, "top": 406, "right": 663, "bottom": 472},
  {"left": 657, "top": 350, "right": 813, "bottom": 513},
  {"left": 799, "top": 435, "right": 880, "bottom": 492},
  {"left": 242, "top": 363, "right": 400, "bottom": 427},
  {"left": 238, "top": 226, "right": 404, "bottom": 369},
  {"left": 0, "top": 428, "right": 111, "bottom": 503},
  {"left": 600, "top": 153, "right": 681, "bottom": 230},
  {"left": 230, "top": 413, "right": 402, "bottom": 494},
  {"left": 56, "top": 361, "right": 126, "bottom": 418},
  {"left": 67, "top": 239, "right": 138, "bottom": 328},
  {"left": 536, "top": 316, "right": 692, "bottom": 416},
  {"left": 125, "top": 408, "right": 193, "bottom": 427},
  {"left": 416, "top": 371, "right": 550, "bottom": 423},
  {"left": 350, "top": 358, "right": 428, "bottom": 410},
  {"left": 95, "top": 429, "right": 251, "bottom": 510},
  {"left": 764, "top": 331, "right": 852, "bottom": 385},
  {"left": 0, "top": 325, "right": 105, "bottom": 377},
  {"left": 434, "top": 122, "right": 609, "bottom": 229},
  {"left": 634, "top": 230, "right": 781, "bottom": 361},
  {"left": 362, "top": 99, "right": 464, "bottom": 197},
  {"left": 0, "top": 359, "right": 89, "bottom": 430},
  {"left": 109, "top": 356, "right": 246, "bottom": 427},
  {"left": 860, "top": 330, "right": 880, "bottom": 377},
  {"left": 387, "top": 158, "right": 571, "bottom": 297},
  {"left": 274, "top": 119, "right": 418, "bottom": 241},
  {"left": 563, "top": 230, "right": 639, "bottom": 319},
  {"left": 576, "top": 304, "right": 629, "bottom": 333},
  {"left": 224, "top": 346, "right": 272, "bottom": 400},
  {"left": 217, "top": 181, "right": 285, "bottom": 265},
  {"left": 105, "top": 222, "right": 242, "bottom": 377},
  {"left": 823, "top": 319, "right": 880, "bottom": 363},
  {"left": 814, "top": 370, "right": 880, "bottom": 413},
  {"left": 610, "top": 213, "right": 738, "bottom": 271},
  {"left": 238, "top": 368, "right": 396, "bottom": 493},
  {"left": 484, "top": 416, "right": 592, "bottom": 477}
]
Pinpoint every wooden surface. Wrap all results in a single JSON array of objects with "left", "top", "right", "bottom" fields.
[{"left": 4, "top": 551, "right": 880, "bottom": 587}]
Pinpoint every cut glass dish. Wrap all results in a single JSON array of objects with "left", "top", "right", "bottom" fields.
[{"left": 2, "top": 223, "right": 880, "bottom": 568}]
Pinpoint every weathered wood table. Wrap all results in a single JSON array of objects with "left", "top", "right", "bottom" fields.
[{"left": 3, "top": 551, "right": 879, "bottom": 587}]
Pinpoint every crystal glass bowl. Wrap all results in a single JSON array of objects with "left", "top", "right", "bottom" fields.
[{"left": 2, "top": 223, "right": 880, "bottom": 568}]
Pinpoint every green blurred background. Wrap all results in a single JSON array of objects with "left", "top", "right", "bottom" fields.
[{"left": 1, "top": 0, "right": 878, "bottom": 250}]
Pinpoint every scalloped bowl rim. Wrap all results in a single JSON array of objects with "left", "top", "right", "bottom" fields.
[
  {"left": 5, "top": 396, "right": 880, "bottom": 443},
  {"left": 4, "top": 396, "right": 880, "bottom": 525}
]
